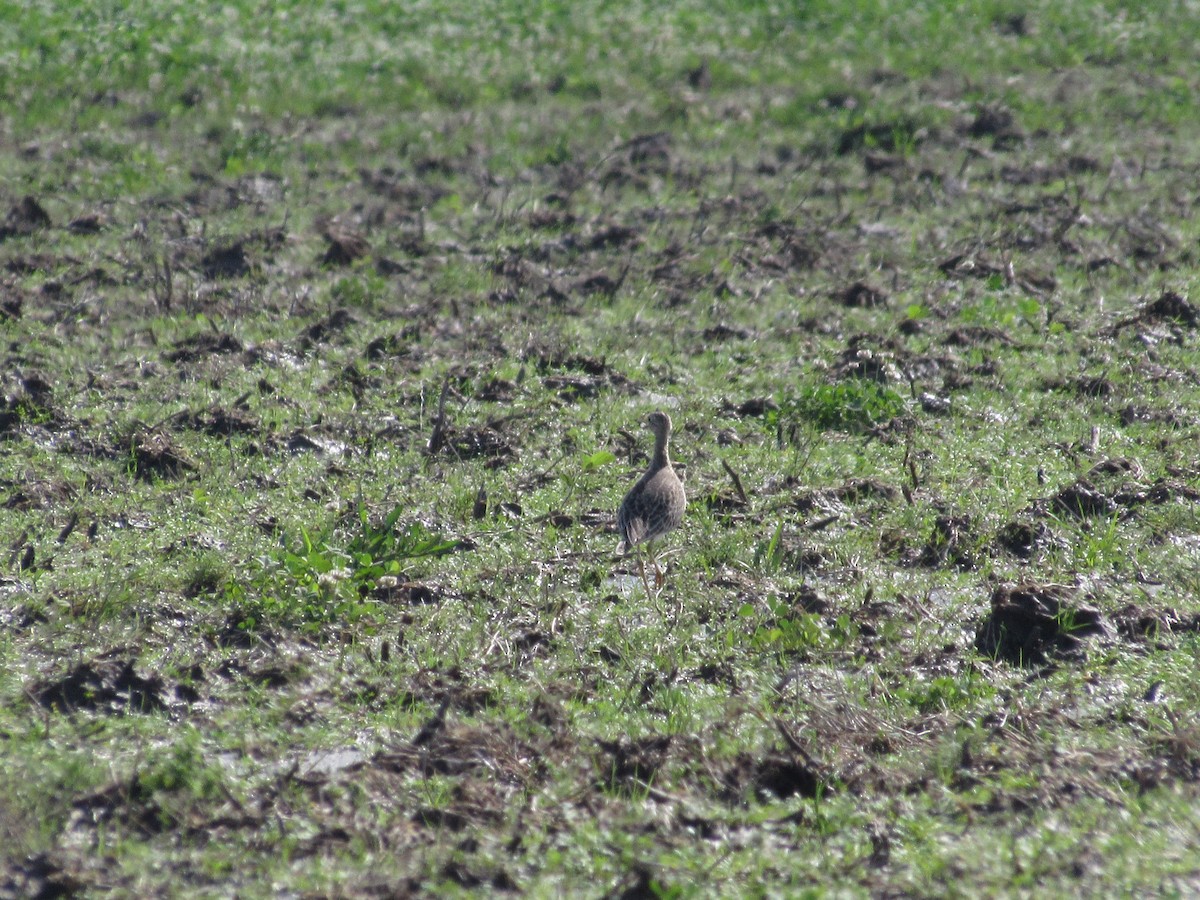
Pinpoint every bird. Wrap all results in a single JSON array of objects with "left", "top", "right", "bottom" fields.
[{"left": 617, "top": 411, "right": 686, "bottom": 591}]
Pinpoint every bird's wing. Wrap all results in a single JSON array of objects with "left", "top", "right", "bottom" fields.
[{"left": 620, "top": 514, "right": 650, "bottom": 548}]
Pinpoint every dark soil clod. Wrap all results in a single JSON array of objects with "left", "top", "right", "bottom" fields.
[
  {"left": 172, "top": 404, "right": 259, "bottom": 436},
  {"left": 702, "top": 323, "right": 754, "bottom": 342},
  {"left": 163, "top": 332, "right": 244, "bottom": 363},
  {"left": 34, "top": 656, "right": 169, "bottom": 715},
  {"left": 0, "top": 294, "right": 22, "bottom": 320},
  {"left": 373, "top": 582, "right": 443, "bottom": 605},
  {"left": 838, "top": 282, "right": 888, "bottom": 308},
  {"left": 1112, "top": 603, "right": 1200, "bottom": 641},
  {"left": 0, "top": 195, "right": 52, "bottom": 240},
  {"left": 542, "top": 374, "right": 607, "bottom": 400},
  {"left": 298, "top": 309, "right": 357, "bottom": 349},
  {"left": 596, "top": 735, "right": 673, "bottom": 791},
  {"left": 1110, "top": 290, "right": 1200, "bottom": 335},
  {"left": 585, "top": 223, "right": 641, "bottom": 250},
  {"left": 994, "top": 520, "right": 1048, "bottom": 559},
  {"left": 1141, "top": 290, "right": 1198, "bottom": 327},
  {"left": 439, "top": 425, "right": 516, "bottom": 465},
  {"left": 4, "top": 851, "right": 87, "bottom": 898},
  {"left": 753, "top": 753, "right": 821, "bottom": 800},
  {"left": 201, "top": 242, "right": 250, "bottom": 279},
  {"left": 975, "top": 583, "right": 1107, "bottom": 665},
  {"left": 686, "top": 60, "right": 711, "bottom": 90},
  {"left": 1048, "top": 480, "right": 1119, "bottom": 519},
  {"left": 320, "top": 228, "right": 370, "bottom": 266},
  {"left": 966, "top": 104, "right": 1024, "bottom": 146},
  {"left": 938, "top": 254, "right": 1005, "bottom": 281},
  {"left": 727, "top": 397, "right": 779, "bottom": 417},
  {"left": 915, "top": 512, "right": 977, "bottom": 569},
  {"left": 837, "top": 119, "right": 924, "bottom": 155},
  {"left": 130, "top": 429, "right": 196, "bottom": 481},
  {"left": 68, "top": 213, "right": 106, "bottom": 234}
]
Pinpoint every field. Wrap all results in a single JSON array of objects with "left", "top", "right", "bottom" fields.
[{"left": 4, "top": 1, "right": 1200, "bottom": 895}]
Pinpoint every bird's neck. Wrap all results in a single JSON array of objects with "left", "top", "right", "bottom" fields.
[{"left": 651, "top": 437, "right": 670, "bottom": 470}]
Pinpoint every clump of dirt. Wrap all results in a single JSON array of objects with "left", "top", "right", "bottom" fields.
[
  {"left": 1036, "top": 465, "right": 1193, "bottom": 519},
  {"left": 0, "top": 195, "right": 51, "bottom": 240},
  {"left": 718, "top": 746, "right": 826, "bottom": 804},
  {"left": 942, "top": 326, "right": 1016, "bottom": 347},
  {"left": 914, "top": 510, "right": 977, "bottom": 569},
  {"left": 201, "top": 241, "right": 250, "bottom": 279},
  {"left": 171, "top": 403, "right": 259, "bottom": 437},
  {"left": 1110, "top": 290, "right": 1199, "bottom": 334},
  {"left": 70, "top": 775, "right": 174, "bottom": 835},
  {"left": 1, "top": 603, "right": 48, "bottom": 630},
  {"left": 129, "top": 428, "right": 196, "bottom": 481},
  {"left": 975, "top": 583, "right": 1106, "bottom": 665},
  {"left": 525, "top": 346, "right": 619, "bottom": 377},
  {"left": 1087, "top": 457, "right": 1144, "bottom": 479},
  {"left": 320, "top": 226, "right": 370, "bottom": 266},
  {"left": 836, "top": 117, "right": 927, "bottom": 155},
  {"left": 1, "top": 852, "right": 87, "bottom": 898},
  {"left": 298, "top": 309, "right": 356, "bottom": 349},
  {"left": 542, "top": 374, "right": 609, "bottom": 400},
  {"left": 751, "top": 752, "right": 822, "bottom": 800},
  {"left": 9, "top": 370, "right": 54, "bottom": 406},
  {"left": 1042, "top": 374, "right": 1114, "bottom": 398},
  {"left": 372, "top": 581, "right": 444, "bottom": 605},
  {"left": 965, "top": 103, "right": 1024, "bottom": 147},
  {"left": 1136, "top": 290, "right": 1197, "bottom": 327},
  {"left": 0, "top": 292, "right": 21, "bottom": 320},
  {"left": 703, "top": 323, "right": 756, "bottom": 342},
  {"left": 724, "top": 396, "right": 779, "bottom": 417},
  {"left": 837, "top": 281, "right": 888, "bottom": 308},
  {"left": 366, "top": 719, "right": 540, "bottom": 797},
  {"left": 993, "top": 519, "right": 1049, "bottom": 559},
  {"left": 524, "top": 347, "right": 632, "bottom": 398},
  {"left": 474, "top": 378, "right": 517, "bottom": 403},
  {"left": 1119, "top": 405, "right": 1183, "bottom": 427},
  {"left": 573, "top": 269, "right": 627, "bottom": 298},
  {"left": 439, "top": 859, "right": 520, "bottom": 893},
  {"left": 938, "top": 253, "right": 1006, "bottom": 281},
  {"left": 581, "top": 222, "right": 641, "bottom": 251},
  {"left": 68, "top": 213, "right": 106, "bottom": 234},
  {"left": 791, "top": 478, "right": 901, "bottom": 514},
  {"left": 599, "top": 134, "right": 674, "bottom": 190},
  {"left": 364, "top": 331, "right": 419, "bottom": 361},
  {"left": 444, "top": 425, "right": 517, "bottom": 465},
  {"left": 33, "top": 654, "right": 169, "bottom": 715},
  {"left": 1047, "top": 479, "right": 1120, "bottom": 519},
  {"left": 1111, "top": 604, "right": 1200, "bottom": 642},
  {"left": 0, "top": 370, "right": 57, "bottom": 434},
  {"left": 490, "top": 253, "right": 573, "bottom": 307},
  {"left": 595, "top": 735, "right": 673, "bottom": 792},
  {"left": 162, "top": 331, "right": 244, "bottom": 363}
]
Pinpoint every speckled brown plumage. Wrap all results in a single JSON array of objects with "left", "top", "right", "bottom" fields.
[{"left": 617, "top": 412, "right": 685, "bottom": 586}]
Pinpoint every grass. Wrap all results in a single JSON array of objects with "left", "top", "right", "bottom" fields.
[{"left": 3, "top": 0, "right": 1200, "bottom": 895}]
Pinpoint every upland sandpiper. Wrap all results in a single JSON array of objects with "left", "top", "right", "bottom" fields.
[{"left": 617, "top": 411, "right": 686, "bottom": 591}]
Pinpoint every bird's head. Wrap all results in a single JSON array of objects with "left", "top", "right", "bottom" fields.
[{"left": 646, "top": 411, "right": 672, "bottom": 440}]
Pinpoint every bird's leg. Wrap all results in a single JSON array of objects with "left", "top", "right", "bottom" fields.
[
  {"left": 650, "top": 544, "right": 665, "bottom": 589},
  {"left": 637, "top": 550, "right": 653, "bottom": 596}
]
